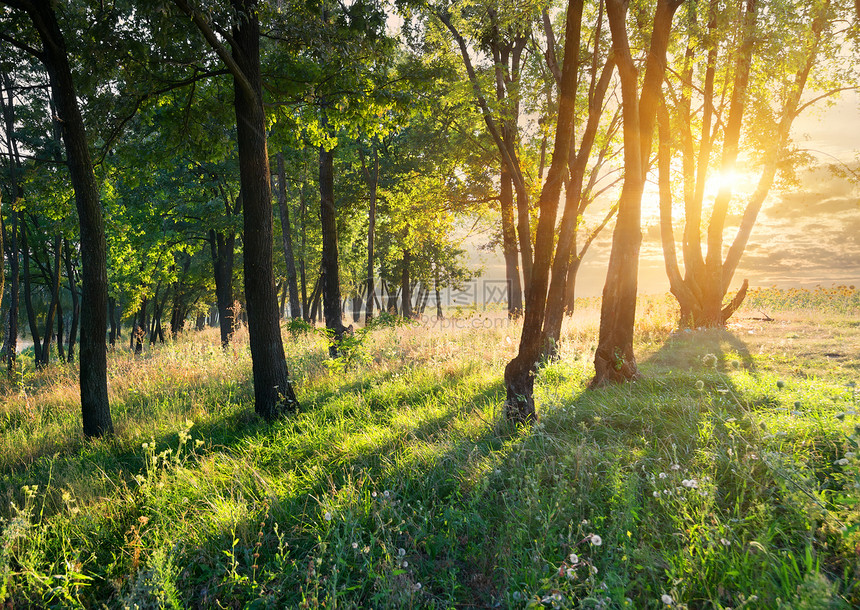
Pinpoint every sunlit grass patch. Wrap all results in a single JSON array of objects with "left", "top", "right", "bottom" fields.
[{"left": 1, "top": 298, "right": 859, "bottom": 607}]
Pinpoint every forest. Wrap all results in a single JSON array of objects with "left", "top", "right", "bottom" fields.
[{"left": 1, "top": 0, "right": 859, "bottom": 607}]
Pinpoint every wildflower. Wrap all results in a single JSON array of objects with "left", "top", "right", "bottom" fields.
[
  {"left": 671, "top": 464, "right": 681, "bottom": 471},
  {"left": 703, "top": 354, "right": 717, "bottom": 368},
  {"left": 372, "top": 491, "right": 377, "bottom": 497},
  {"left": 402, "top": 561, "right": 408, "bottom": 568},
  {"left": 777, "top": 380, "right": 785, "bottom": 389},
  {"left": 590, "top": 534, "right": 603, "bottom": 546},
  {"left": 695, "top": 380, "right": 705, "bottom": 391},
  {"left": 566, "top": 568, "right": 576, "bottom": 580},
  {"left": 398, "top": 547, "right": 406, "bottom": 557},
  {"left": 590, "top": 565, "right": 598, "bottom": 574},
  {"left": 653, "top": 491, "right": 660, "bottom": 497},
  {"left": 415, "top": 583, "right": 422, "bottom": 590},
  {"left": 661, "top": 593, "right": 674, "bottom": 605},
  {"left": 720, "top": 538, "right": 730, "bottom": 546},
  {"left": 659, "top": 472, "right": 667, "bottom": 479},
  {"left": 384, "top": 490, "right": 391, "bottom": 498},
  {"left": 681, "top": 479, "right": 698, "bottom": 489},
  {"left": 569, "top": 553, "right": 579, "bottom": 563},
  {"left": 352, "top": 542, "right": 358, "bottom": 549},
  {"left": 324, "top": 511, "right": 332, "bottom": 521},
  {"left": 835, "top": 458, "right": 849, "bottom": 466}
]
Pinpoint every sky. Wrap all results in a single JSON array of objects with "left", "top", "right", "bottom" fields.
[{"left": 470, "top": 88, "right": 860, "bottom": 299}]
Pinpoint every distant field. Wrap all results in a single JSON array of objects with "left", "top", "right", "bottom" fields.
[{"left": 1, "top": 287, "right": 859, "bottom": 608}]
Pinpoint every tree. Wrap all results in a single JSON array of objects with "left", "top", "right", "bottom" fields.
[
  {"left": 590, "top": 0, "right": 682, "bottom": 388},
  {"left": 658, "top": 0, "right": 842, "bottom": 327},
  {"left": 504, "top": 0, "right": 585, "bottom": 421},
  {"left": 175, "top": 0, "right": 298, "bottom": 419},
  {"left": 0, "top": 0, "right": 113, "bottom": 436}
]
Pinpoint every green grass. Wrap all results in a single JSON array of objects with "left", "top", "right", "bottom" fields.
[{"left": 1, "top": 297, "right": 860, "bottom": 608}]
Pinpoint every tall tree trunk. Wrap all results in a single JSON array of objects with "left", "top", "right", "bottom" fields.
[
  {"left": 401, "top": 249, "right": 413, "bottom": 319},
  {"left": 591, "top": 0, "right": 681, "bottom": 387},
  {"left": 20, "top": 223, "right": 43, "bottom": 364},
  {"left": 504, "top": 0, "right": 585, "bottom": 422},
  {"left": 209, "top": 228, "right": 236, "bottom": 348},
  {"left": 39, "top": 235, "right": 62, "bottom": 367},
  {"left": 56, "top": 297, "right": 65, "bottom": 363},
  {"left": 1, "top": 211, "right": 18, "bottom": 369},
  {"left": 229, "top": 0, "right": 297, "bottom": 417},
  {"left": 500, "top": 166, "right": 524, "bottom": 317},
  {"left": 25, "top": 0, "right": 112, "bottom": 435},
  {"left": 434, "top": 267, "right": 443, "bottom": 319},
  {"left": 64, "top": 239, "right": 78, "bottom": 362},
  {"left": 319, "top": 142, "right": 347, "bottom": 356},
  {"left": 108, "top": 296, "right": 117, "bottom": 347},
  {"left": 276, "top": 153, "right": 301, "bottom": 319},
  {"left": 360, "top": 147, "right": 378, "bottom": 323}
]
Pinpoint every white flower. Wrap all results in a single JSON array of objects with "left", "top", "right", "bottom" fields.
[
  {"left": 653, "top": 491, "right": 660, "bottom": 497},
  {"left": 371, "top": 491, "right": 377, "bottom": 497},
  {"left": 324, "top": 511, "right": 332, "bottom": 521},
  {"left": 681, "top": 479, "right": 698, "bottom": 489},
  {"left": 566, "top": 568, "right": 576, "bottom": 580},
  {"left": 398, "top": 547, "right": 406, "bottom": 557},
  {"left": 661, "top": 593, "right": 674, "bottom": 605},
  {"left": 384, "top": 490, "right": 391, "bottom": 498},
  {"left": 590, "top": 534, "right": 603, "bottom": 546},
  {"left": 352, "top": 542, "right": 358, "bottom": 549},
  {"left": 569, "top": 553, "right": 579, "bottom": 563},
  {"left": 835, "top": 458, "right": 849, "bottom": 466},
  {"left": 671, "top": 464, "right": 681, "bottom": 471},
  {"left": 659, "top": 472, "right": 667, "bottom": 479},
  {"left": 590, "top": 565, "right": 598, "bottom": 574},
  {"left": 720, "top": 538, "right": 730, "bottom": 546}
]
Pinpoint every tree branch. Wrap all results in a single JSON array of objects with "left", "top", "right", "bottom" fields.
[
  {"left": 172, "top": 0, "right": 256, "bottom": 102},
  {"left": 0, "top": 30, "right": 45, "bottom": 61}
]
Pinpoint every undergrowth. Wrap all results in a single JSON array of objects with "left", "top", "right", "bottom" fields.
[{"left": 0, "top": 302, "right": 859, "bottom": 608}]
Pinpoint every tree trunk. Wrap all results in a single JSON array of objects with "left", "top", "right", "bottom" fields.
[
  {"left": 504, "top": 0, "right": 585, "bottom": 422},
  {"left": 319, "top": 142, "right": 347, "bottom": 355},
  {"left": 28, "top": 0, "right": 112, "bottom": 435},
  {"left": 209, "top": 228, "right": 236, "bottom": 348},
  {"left": 20, "top": 223, "right": 43, "bottom": 365},
  {"left": 108, "top": 296, "right": 117, "bottom": 348},
  {"left": 229, "top": 0, "right": 298, "bottom": 418},
  {"left": 39, "top": 235, "right": 62, "bottom": 367},
  {"left": 591, "top": 0, "right": 680, "bottom": 387},
  {"left": 1, "top": 211, "right": 19, "bottom": 370},
  {"left": 360, "top": 147, "right": 378, "bottom": 323},
  {"left": 500, "top": 165, "right": 524, "bottom": 317},
  {"left": 0, "top": 72, "right": 21, "bottom": 370},
  {"left": 276, "top": 153, "right": 301, "bottom": 319},
  {"left": 401, "top": 249, "right": 413, "bottom": 319}
]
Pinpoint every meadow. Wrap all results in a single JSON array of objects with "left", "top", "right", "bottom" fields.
[{"left": 1, "top": 287, "right": 859, "bottom": 609}]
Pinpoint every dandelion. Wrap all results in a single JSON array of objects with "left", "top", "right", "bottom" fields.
[
  {"left": 702, "top": 353, "right": 718, "bottom": 368},
  {"left": 659, "top": 472, "right": 667, "bottom": 479},
  {"left": 569, "top": 553, "right": 579, "bottom": 563},
  {"left": 671, "top": 464, "right": 681, "bottom": 471},
  {"left": 590, "top": 534, "right": 603, "bottom": 546},
  {"left": 402, "top": 561, "right": 408, "bottom": 568},
  {"left": 352, "top": 542, "right": 358, "bottom": 549},
  {"left": 835, "top": 458, "right": 849, "bottom": 466},
  {"left": 661, "top": 593, "right": 674, "bottom": 605},
  {"left": 720, "top": 538, "right": 730, "bottom": 546},
  {"left": 398, "top": 547, "right": 406, "bottom": 557},
  {"left": 324, "top": 511, "right": 332, "bottom": 521},
  {"left": 590, "top": 565, "right": 598, "bottom": 574},
  {"left": 653, "top": 491, "right": 660, "bottom": 497},
  {"left": 695, "top": 380, "right": 705, "bottom": 391},
  {"left": 566, "top": 568, "right": 576, "bottom": 580},
  {"left": 777, "top": 380, "right": 785, "bottom": 389},
  {"left": 384, "top": 490, "right": 391, "bottom": 498},
  {"left": 372, "top": 491, "right": 377, "bottom": 497}
]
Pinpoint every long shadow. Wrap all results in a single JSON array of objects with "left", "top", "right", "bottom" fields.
[{"left": 642, "top": 326, "right": 757, "bottom": 375}]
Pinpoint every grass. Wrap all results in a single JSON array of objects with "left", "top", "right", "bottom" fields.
[{"left": 1, "top": 288, "right": 859, "bottom": 608}]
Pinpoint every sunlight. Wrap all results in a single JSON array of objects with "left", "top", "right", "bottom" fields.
[{"left": 713, "top": 169, "right": 741, "bottom": 192}]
